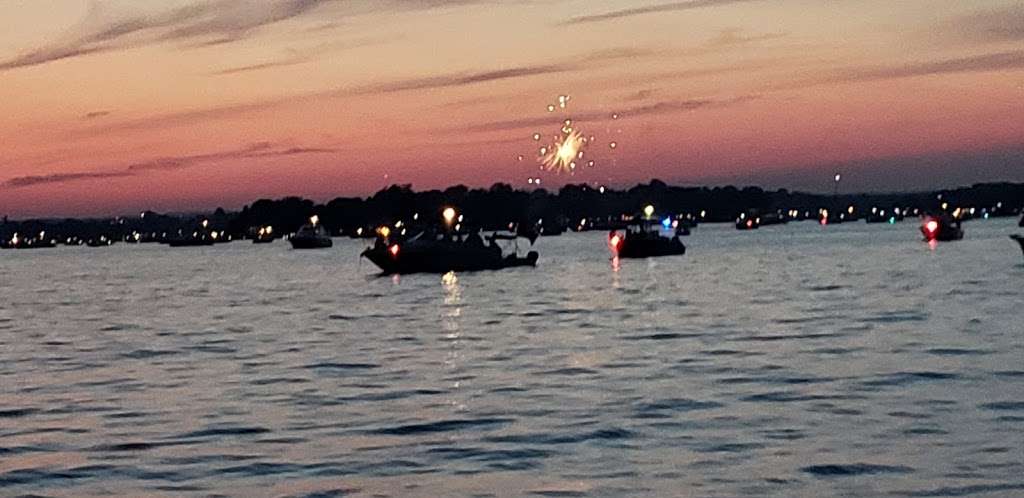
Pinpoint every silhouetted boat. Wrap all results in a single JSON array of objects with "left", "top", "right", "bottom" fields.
[
  {"left": 86, "top": 237, "right": 114, "bottom": 247},
  {"left": 608, "top": 210, "right": 686, "bottom": 259},
  {"left": 166, "top": 235, "right": 216, "bottom": 247},
  {"left": 289, "top": 218, "right": 332, "bottom": 249},
  {"left": 921, "top": 215, "right": 963, "bottom": 242},
  {"left": 1011, "top": 235, "right": 1024, "bottom": 256},
  {"left": 252, "top": 226, "right": 275, "bottom": 244},
  {"left": 1019, "top": 215, "right": 1024, "bottom": 228},
  {"left": 735, "top": 213, "right": 759, "bottom": 230},
  {"left": 361, "top": 232, "right": 537, "bottom": 274}
]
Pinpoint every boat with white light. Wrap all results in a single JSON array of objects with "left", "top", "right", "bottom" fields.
[
  {"left": 289, "top": 216, "right": 333, "bottom": 249},
  {"left": 360, "top": 207, "right": 538, "bottom": 274},
  {"left": 252, "top": 226, "right": 275, "bottom": 244}
]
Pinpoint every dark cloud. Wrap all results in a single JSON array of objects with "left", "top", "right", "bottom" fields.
[
  {"left": 211, "top": 36, "right": 398, "bottom": 76},
  {"left": 625, "top": 89, "right": 657, "bottom": 101},
  {"left": 3, "top": 171, "right": 131, "bottom": 189},
  {"left": 0, "top": 0, "right": 517, "bottom": 72},
  {"left": 465, "top": 95, "right": 760, "bottom": 132},
  {"left": 212, "top": 58, "right": 308, "bottom": 75},
  {"left": 825, "top": 49, "right": 1024, "bottom": 85},
  {"left": 563, "top": 0, "right": 764, "bottom": 26},
  {"left": 705, "top": 28, "right": 786, "bottom": 48},
  {"left": 2, "top": 142, "right": 336, "bottom": 189},
  {"left": 0, "top": 0, "right": 336, "bottom": 72},
  {"left": 351, "top": 64, "right": 571, "bottom": 94},
  {"left": 88, "top": 45, "right": 651, "bottom": 133},
  {"left": 951, "top": 5, "right": 1024, "bottom": 43}
]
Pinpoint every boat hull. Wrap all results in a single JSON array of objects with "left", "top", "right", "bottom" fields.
[
  {"left": 616, "top": 238, "right": 686, "bottom": 259},
  {"left": 921, "top": 227, "right": 963, "bottom": 242},
  {"left": 1011, "top": 235, "right": 1024, "bottom": 256},
  {"left": 166, "top": 239, "right": 215, "bottom": 247},
  {"left": 290, "top": 237, "right": 333, "bottom": 249},
  {"left": 361, "top": 242, "right": 537, "bottom": 274}
]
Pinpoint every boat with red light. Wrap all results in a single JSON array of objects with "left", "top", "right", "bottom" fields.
[
  {"left": 362, "top": 235, "right": 537, "bottom": 275},
  {"left": 608, "top": 205, "right": 686, "bottom": 259},
  {"left": 360, "top": 207, "right": 538, "bottom": 275},
  {"left": 920, "top": 214, "right": 963, "bottom": 242}
]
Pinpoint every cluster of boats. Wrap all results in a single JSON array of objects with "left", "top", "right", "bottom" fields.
[{"left": 4, "top": 207, "right": 1022, "bottom": 269}]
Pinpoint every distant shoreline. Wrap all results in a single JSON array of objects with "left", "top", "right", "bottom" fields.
[{"left": 2, "top": 180, "right": 1022, "bottom": 244}]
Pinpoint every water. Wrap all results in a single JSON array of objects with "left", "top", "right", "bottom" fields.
[{"left": 1, "top": 218, "right": 1022, "bottom": 497}]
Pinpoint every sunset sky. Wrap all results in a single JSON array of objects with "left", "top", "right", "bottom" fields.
[{"left": 1, "top": 0, "right": 1022, "bottom": 217}]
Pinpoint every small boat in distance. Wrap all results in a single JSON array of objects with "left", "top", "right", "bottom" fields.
[
  {"left": 86, "top": 236, "right": 115, "bottom": 247},
  {"left": 166, "top": 233, "right": 216, "bottom": 247},
  {"left": 252, "top": 226, "right": 275, "bottom": 244},
  {"left": 608, "top": 205, "right": 686, "bottom": 259},
  {"left": 921, "top": 214, "right": 963, "bottom": 242},
  {"left": 735, "top": 212, "right": 760, "bottom": 230},
  {"left": 290, "top": 216, "right": 333, "bottom": 249}
]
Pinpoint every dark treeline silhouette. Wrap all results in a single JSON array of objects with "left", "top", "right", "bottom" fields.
[{"left": 2, "top": 181, "right": 1023, "bottom": 244}]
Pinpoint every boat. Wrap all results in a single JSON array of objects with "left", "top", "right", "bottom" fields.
[
  {"left": 289, "top": 216, "right": 333, "bottom": 249},
  {"left": 608, "top": 206, "right": 686, "bottom": 259},
  {"left": 166, "top": 234, "right": 216, "bottom": 247},
  {"left": 86, "top": 236, "right": 114, "bottom": 247},
  {"left": 735, "top": 212, "right": 759, "bottom": 230},
  {"left": 361, "top": 231, "right": 537, "bottom": 274},
  {"left": 252, "top": 226, "right": 275, "bottom": 244},
  {"left": 1019, "top": 215, "right": 1023, "bottom": 228},
  {"left": 921, "top": 214, "right": 963, "bottom": 242},
  {"left": 1011, "top": 235, "right": 1024, "bottom": 256}
]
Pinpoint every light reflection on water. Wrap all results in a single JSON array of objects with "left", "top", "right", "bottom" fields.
[{"left": 0, "top": 218, "right": 1022, "bottom": 497}]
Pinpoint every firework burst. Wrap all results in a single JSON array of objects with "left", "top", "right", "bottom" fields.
[
  {"left": 518, "top": 95, "right": 620, "bottom": 183},
  {"left": 541, "top": 128, "right": 585, "bottom": 173}
]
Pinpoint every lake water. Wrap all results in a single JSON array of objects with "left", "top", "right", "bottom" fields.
[{"left": 1, "top": 218, "right": 1022, "bottom": 497}]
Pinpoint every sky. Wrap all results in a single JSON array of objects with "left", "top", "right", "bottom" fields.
[{"left": 0, "top": 0, "right": 1022, "bottom": 217}]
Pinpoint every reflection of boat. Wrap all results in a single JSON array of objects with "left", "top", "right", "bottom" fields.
[
  {"left": 289, "top": 218, "right": 332, "bottom": 249},
  {"left": 921, "top": 215, "right": 963, "bottom": 242},
  {"left": 1011, "top": 235, "right": 1024, "bottom": 256},
  {"left": 608, "top": 208, "right": 686, "bottom": 259},
  {"left": 361, "top": 232, "right": 538, "bottom": 274}
]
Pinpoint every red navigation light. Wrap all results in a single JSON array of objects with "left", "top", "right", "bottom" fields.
[
  {"left": 925, "top": 220, "right": 938, "bottom": 234},
  {"left": 746, "top": 220, "right": 753, "bottom": 228},
  {"left": 609, "top": 233, "right": 622, "bottom": 252},
  {"left": 389, "top": 244, "right": 400, "bottom": 257}
]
